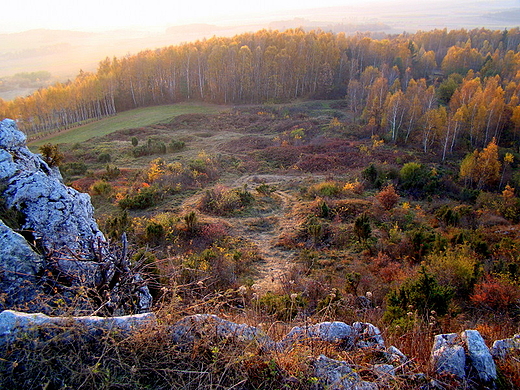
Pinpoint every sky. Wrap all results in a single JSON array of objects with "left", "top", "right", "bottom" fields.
[{"left": 2, "top": 0, "right": 393, "bottom": 33}]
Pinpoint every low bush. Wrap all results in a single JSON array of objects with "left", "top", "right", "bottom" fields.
[
  {"left": 399, "top": 162, "right": 437, "bottom": 197},
  {"left": 470, "top": 275, "right": 520, "bottom": 312},
  {"left": 180, "top": 243, "right": 255, "bottom": 291},
  {"left": 307, "top": 181, "right": 343, "bottom": 198},
  {"left": 0, "top": 320, "right": 292, "bottom": 390},
  {"left": 97, "top": 152, "right": 111, "bottom": 163},
  {"left": 199, "top": 185, "right": 254, "bottom": 216},
  {"left": 384, "top": 267, "right": 454, "bottom": 324},
  {"left": 39, "top": 143, "right": 64, "bottom": 167},
  {"left": 60, "top": 161, "right": 88, "bottom": 176},
  {"left": 353, "top": 213, "right": 371, "bottom": 243},
  {"left": 119, "top": 187, "right": 161, "bottom": 210},
  {"left": 0, "top": 184, "right": 25, "bottom": 230},
  {"left": 426, "top": 244, "right": 480, "bottom": 298},
  {"left": 103, "top": 210, "right": 133, "bottom": 240},
  {"left": 131, "top": 138, "right": 167, "bottom": 157},
  {"left": 145, "top": 221, "right": 165, "bottom": 244},
  {"left": 184, "top": 211, "right": 198, "bottom": 232},
  {"left": 168, "top": 139, "right": 186, "bottom": 152},
  {"left": 89, "top": 180, "right": 113, "bottom": 197},
  {"left": 102, "top": 164, "right": 120, "bottom": 180},
  {"left": 258, "top": 292, "right": 306, "bottom": 321},
  {"left": 376, "top": 184, "right": 400, "bottom": 210}
]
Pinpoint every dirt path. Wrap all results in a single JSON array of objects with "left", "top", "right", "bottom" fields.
[
  {"left": 178, "top": 174, "right": 311, "bottom": 294},
  {"left": 228, "top": 189, "right": 299, "bottom": 293}
]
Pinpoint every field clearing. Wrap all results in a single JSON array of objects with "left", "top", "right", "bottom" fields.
[{"left": 28, "top": 103, "right": 228, "bottom": 147}]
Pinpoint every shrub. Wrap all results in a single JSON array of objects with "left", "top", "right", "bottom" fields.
[
  {"left": 119, "top": 187, "right": 160, "bottom": 210},
  {"left": 307, "top": 181, "right": 343, "bottom": 198},
  {"left": 319, "top": 201, "right": 330, "bottom": 218},
  {"left": 90, "top": 180, "right": 113, "bottom": 197},
  {"left": 399, "top": 162, "right": 430, "bottom": 193},
  {"left": 60, "top": 162, "right": 88, "bottom": 176},
  {"left": 426, "top": 244, "right": 480, "bottom": 297},
  {"left": 500, "top": 185, "right": 520, "bottom": 222},
  {"left": 362, "top": 163, "right": 400, "bottom": 189},
  {"left": 131, "top": 138, "right": 167, "bottom": 157},
  {"left": 181, "top": 245, "right": 251, "bottom": 290},
  {"left": 102, "top": 164, "right": 120, "bottom": 180},
  {"left": 200, "top": 222, "right": 228, "bottom": 242},
  {"left": 354, "top": 213, "right": 371, "bottom": 243},
  {"left": 132, "top": 145, "right": 151, "bottom": 157},
  {"left": 147, "top": 158, "right": 166, "bottom": 182},
  {"left": 39, "top": 143, "right": 64, "bottom": 167},
  {"left": 470, "top": 275, "right": 520, "bottom": 312},
  {"left": 168, "top": 139, "right": 185, "bottom": 152},
  {"left": 307, "top": 223, "right": 323, "bottom": 246},
  {"left": 436, "top": 204, "right": 461, "bottom": 226},
  {"left": 342, "top": 180, "right": 364, "bottom": 194},
  {"left": 376, "top": 184, "right": 400, "bottom": 210},
  {"left": 256, "top": 183, "right": 276, "bottom": 196},
  {"left": 131, "top": 136, "right": 138, "bottom": 147},
  {"left": 362, "top": 163, "right": 379, "bottom": 186},
  {"left": 145, "top": 222, "right": 165, "bottom": 244},
  {"left": 258, "top": 292, "right": 306, "bottom": 321},
  {"left": 104, "top": 210, "right": 132, "bottom": 240},
  {"left": 436, "top": 204, "right": 476, "bottom": 228},
  {"left": 369, "top": 251, "right": 407, "bottom": 284},
  {"left": 188, "top": 152, "right": 218, "bottom": 179},
  {"left": 407, "top": 227, "right": 441, "bottom": 261},
  {"left": 384, "top": 267, "right": 454, "bottom": 323},
  {"left": 97, "top": 152, "right": 111, "bottom": 163},
  {"left": 0, "top": 184, "right": 25, "bottom": 230},
  {"left": 199, "top": 185, "right": 253, "bottom": 216},
  {"left": 184, "top": 211, "right": 198, "bottom": 232}
]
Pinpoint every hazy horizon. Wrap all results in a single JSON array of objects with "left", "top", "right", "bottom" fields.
[
  {"left": 2, "top": 0, "right": 411, "bottom": 34},
  {"left": 3, "top": 0, "right": 519, "bottom": 34}
]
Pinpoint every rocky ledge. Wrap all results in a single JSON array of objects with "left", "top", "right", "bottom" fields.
[
  {"left": 1, "top": 310, "right": 518, "bottom": 389},
  {"left": 0, "top": 119, "right": 151, "bottom": 314}
]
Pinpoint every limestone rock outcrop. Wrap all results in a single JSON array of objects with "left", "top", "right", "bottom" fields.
[
  {"left": 491, "top": 334, "right": 520, "bottom": 359},
  {"left": 312, "top": 354, "right": 378, "bottom": 390},
  {"left": 431, "top": 333, "right": 466, "bottom": 380},
  {"left": 2, "top": 310, "right": 518, "bottom": 389},
  {"left": 0, "top": 309, "right": 156, "bottom": 345},
  {"left": 432, "top": 329, "right": 497, "bottom": 387},
  {"left": 462, "top": 329, "right": 497, "bottom": 384},
  {"left": 0, "top": 119, "right": 103, "bottom": 256},
  {"left": 0, "top": 220, "right": 45, "bottom": 309},
  {"left": 170, "top": 314, "right": 275, "bottom": 349},
  {"left": 0, "top": 119, "right": 152, "bottom": 313},
  {"left": 281, "top": 320, "right": 385, "bottom": 350}
]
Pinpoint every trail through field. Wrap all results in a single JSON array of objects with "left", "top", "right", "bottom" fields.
[
  {"left": 179, "top": 174, "right": 311, "bottom": 294},
  {"left": 228, "top": 188, "right": 299, "bottom": 293}
]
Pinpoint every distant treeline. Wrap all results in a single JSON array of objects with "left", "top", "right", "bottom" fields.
[{"left": 1, "top": 27, "right": 519, "bottom": 153}]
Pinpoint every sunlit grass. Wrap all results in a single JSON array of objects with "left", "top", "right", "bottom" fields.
[{"left": 29, "top": 103, "right": 227, "bottom": 147}]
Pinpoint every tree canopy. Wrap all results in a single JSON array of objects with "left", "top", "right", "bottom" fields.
[{"left": 1, "top": 27, "right": 519, "bottom": 156}]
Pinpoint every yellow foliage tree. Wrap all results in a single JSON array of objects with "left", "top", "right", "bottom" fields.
[
  {"left": 459, "top": 138, "right": 501, "bottom": 189},
  {"left": 147, "top": 158, "right": 166, "bottom": 182}
]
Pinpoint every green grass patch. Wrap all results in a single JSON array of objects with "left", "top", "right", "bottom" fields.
[{"left": 28, "top": 103, "right": 227, "bottom": 147}]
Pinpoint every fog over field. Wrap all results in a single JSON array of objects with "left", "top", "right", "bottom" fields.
[{"left": 0, "top": 0, "right": 518, "bottom": 100}]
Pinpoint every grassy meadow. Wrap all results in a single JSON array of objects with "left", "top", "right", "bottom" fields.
[{"left": 28, "top": 102, "right": 227, "bottom": 147}]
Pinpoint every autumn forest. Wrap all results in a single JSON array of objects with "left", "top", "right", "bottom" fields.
[{"left": 1, "top": 27, "right": 520, "bottom": 158}]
